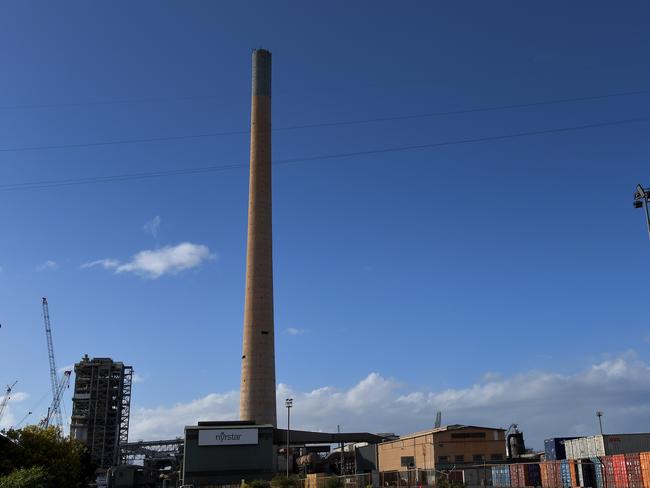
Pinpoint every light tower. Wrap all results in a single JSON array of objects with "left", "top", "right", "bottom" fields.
[{"left": 240, "top": 49, "right": 277, "bottom": 427}]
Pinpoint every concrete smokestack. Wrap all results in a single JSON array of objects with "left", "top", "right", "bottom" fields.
[{"left": 240, "top": 49, "right": 276, "bottom": 427}]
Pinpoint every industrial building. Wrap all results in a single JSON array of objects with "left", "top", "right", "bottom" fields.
[
  {"left": 377, "top": 425, "right": 507, "bottom": 472},
  {"left": 70, "top": 355, "right": 133, "bottom": 470},
  {"left": 181, "top": 421, "right": 387, "bottom": 486}
]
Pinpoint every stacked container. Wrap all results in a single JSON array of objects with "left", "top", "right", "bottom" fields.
[
  {"left": 590, "top": 457, "right": 605, "bottom": 488},
  {"left": 640, "top": 452, "right": 650, "bottom": 487},
  {"left": 560, "top": 459, "right": 577, "bottom": 487},
  {"left": 491, "top": 465, "right": 511, "bottom": 487},
  {"left": 612, "top": 454, "right": 628, "bottom": 487},
  {"left": 625, "top": 453, "right": 643, "bottom": 488},
  {"left": 545, "top": 437, "right": 578, "bottom": 461},
  {"left": 509, "top": 464, "right": 520, "bottom": 487}
]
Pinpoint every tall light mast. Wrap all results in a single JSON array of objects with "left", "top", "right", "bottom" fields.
[{"left": 42, "top": 297, "right": 63, "bottom": 428}]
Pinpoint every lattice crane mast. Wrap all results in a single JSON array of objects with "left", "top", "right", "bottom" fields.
[
  {"left": 40, "top": 371, "right": 71, "bottom": 428},
  {"left": 0, "top": 381, "right": 18, "bottom": 424},
  {"left": 42, "top": 297, "right": 63, "bottom": 428}
]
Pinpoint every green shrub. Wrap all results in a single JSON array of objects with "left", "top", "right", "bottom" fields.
[
  {"left": 249, "top": 480, "right": 271, "bottom": 488},
  {"left": 0, "top": 466, "right": 47, "bottom": 488},
  {"left": 271, "top": 476, "right": 299, "bottom": 488},
  {"left": 324, "top": 477, "right": 343, "bottom": 488}
]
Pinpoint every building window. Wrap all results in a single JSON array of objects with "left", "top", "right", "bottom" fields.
[
  {"left": 454, "top": 455, "right": 464, "bottom": 463},
  {"left": 472, "top": 454, "right": 484, "bottom": 462},
  {"left": 400, "top": 456, "right": 415, "bottom": 468},
  {"left": 490, "top": 454, "right": 503, "bottom": 460},
  {"left": 438, "top": 456, "right": 448, "bottom": 463}
]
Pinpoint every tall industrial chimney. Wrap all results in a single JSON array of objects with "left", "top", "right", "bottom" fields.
[{"left": 240, "top": 49, "right": 277, "bottom": 427}]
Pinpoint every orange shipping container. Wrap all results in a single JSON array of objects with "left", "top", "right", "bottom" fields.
[
  {"left": 540, "top": 461, "right": 549, "bottom": 487},
  {"left": 613, "top": 454, "right": 628, "bottom": 488},
  {"left": 640, "top": 452, "right": 650, "bottom": 488},
  {"left": 569, "top": 459, "right": 578, "bottom": 487}
]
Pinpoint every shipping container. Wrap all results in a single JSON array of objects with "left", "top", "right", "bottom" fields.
[
  {"left": 545, "top": 438, "right": 579, "bottom": 461},
  {"left": 551, "top": 460, "right": 563, "bottom": 488},
  {"left": 590, "top": 457, "right": 605, "bottom": 488},
  {"left": 626, "top": 453, "right": 644, "bottom": 488},
  {"left": 612, "top": 454, "right": 628, "bottom": 488},
  {"left": 640, "top": 452, "right": 650, "bottom": 488},
  {"left": 576, "top": 459, "right": 598, "bottom": 488},
  {"left": 540, "top": 462, "right": 549, "bottom": 487},
  {"left": 462, "top": 466, "right": 492, "bottom": 486},
  {"left": 523, "top": 463, "right": 541, "bottom": 486},
  {"left": 560, "top": 460, "right": 572, "bottom": 487},
  {"left": 491, "top": 465, "right": 511, "bottom": 487},
  {"left": 566, "top": 434, "right": 650, "bottom": 459},
  {"left": 509, "top": 464, "right": 520, "bottom": 487},
  {"left": 602, "top": 456, "right": 615, "bottom": 487}
]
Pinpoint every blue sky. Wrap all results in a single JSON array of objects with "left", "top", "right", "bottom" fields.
[{"left": 1, "top": 2, "right": 650, "bottom": 447}]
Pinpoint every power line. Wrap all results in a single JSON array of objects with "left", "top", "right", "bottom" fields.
[
  {"left": 0, "top": 94, "right": 222, "bottom": 111},
  {"left": 1, "top": 114, "right": 648, "bottom": 193},
  {"left": 0, "top": 88, "right": 649, "bottom": 154}
]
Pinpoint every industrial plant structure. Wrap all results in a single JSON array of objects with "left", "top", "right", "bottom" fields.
[{"left": 70, "top": 355, "right": 133, "bottom": 469}]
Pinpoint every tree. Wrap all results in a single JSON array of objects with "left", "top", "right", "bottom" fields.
[
  {"left": 0, "top": 426, "right": 95, "bottom": 488},
  {"left": 0, "top": 466, "right": 47, "bottom": 488}
]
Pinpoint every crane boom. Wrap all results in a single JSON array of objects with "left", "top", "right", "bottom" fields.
[
  {"left": 42, "top": 297, "right": 63, "bottom": 428},
  {"left": 40, "top": 371, "right": 71, "bottom": 429},
  {"left": 0, "top": 381, "right": 18, "bottom": 424}
]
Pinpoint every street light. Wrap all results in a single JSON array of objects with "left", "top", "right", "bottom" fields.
[
  {"left": 633, "top": 184, "right": 650, "bottom": 240},
  {"left": 596, "top": 411, "right": 604, "bottom": 435},
  {"left": 285, "top": 398, "right": 293, "bottom": 478}
]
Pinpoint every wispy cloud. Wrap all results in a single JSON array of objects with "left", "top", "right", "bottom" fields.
[
  {"left": 57, "top": 364, "right": 74, "bottom": 374},
  {"left": 36, "top": 260, "right": 58, "bottom": 272},
  {"left": 144, "top": 216, "right": 162, "bottom": 239},
  {"left": 129, "top": 353, "right": 650, "bottom": 448},
  {"left": 133, "top": 373, "right": 145, "bottom": 384},
  {"left": 286, "top": 327, "right": 306, "bottom": 335},
  {"left": 82, "top": 242, "right": 216, "bottom": 279}
]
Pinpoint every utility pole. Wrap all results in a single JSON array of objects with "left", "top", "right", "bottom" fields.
[
  {"left": 338, "top": 424, "right": 344, "bottom": 476},
  {"left": 285, "top": 398, "right": 293, "bottom": 478}
]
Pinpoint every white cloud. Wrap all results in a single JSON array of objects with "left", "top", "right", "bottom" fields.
[
  {"left": 57, "top": 364, "right": 74, "bottom": 374},
  {"left": 0, "top": 391, "right": 29, "bottom": 430},
  {"left": 144, "top": 216, "right": 162, "bottom": 239},
  {"left": 133, "top": 373, "right": 145, "bottom": 384},
  {"left": 286, "top": 328, "right": 306, "bottom": 335},
  {"left": 130, "top": 392, "right": 238, "bottom": 440},
  {"left": 128, "top": 354, "right": 650, "bottom": 448},
  {"left": 82, "top": 242, "right": 216, "bottom": 279},
  {"left": 36, "top": 260, "right": 58, "bottom": 271}
]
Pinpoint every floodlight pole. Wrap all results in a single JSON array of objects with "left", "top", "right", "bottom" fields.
[
  {"left": 633, "top": 184, "right": 650, "bottom": 240},
  {"left": 285, "top": 398, "right": 293, "bottom": 478},
  {"left": 596, "top": 411, "right": 604, "bottom": 436}
]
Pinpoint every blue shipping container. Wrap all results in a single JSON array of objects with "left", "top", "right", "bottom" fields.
[
  {"left": 544, "top": 437, "right": 578, "bottom": 461},
  {"left": 560, "top": 460, "right": 573, "bottom": 487},
  {"left": 491, "top": 465, "right": 511, "bottom": 487},
  {"left": 591, "top": 457, "right": 605, "bottom": 488}
]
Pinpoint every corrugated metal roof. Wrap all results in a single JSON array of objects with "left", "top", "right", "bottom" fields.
[{"left": 393, "top": 424, "right": 506, "bottom": 441}]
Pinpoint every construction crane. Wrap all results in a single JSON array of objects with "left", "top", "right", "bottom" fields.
[
  {"left": 39, "top": 371, "right": 71, "bottom": 429},
  {"left": 0, "top": 381, "right": 18, "bottom": 424},
  {"left": 42, "top": 297, "right": 64, "bottom": 429}
]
